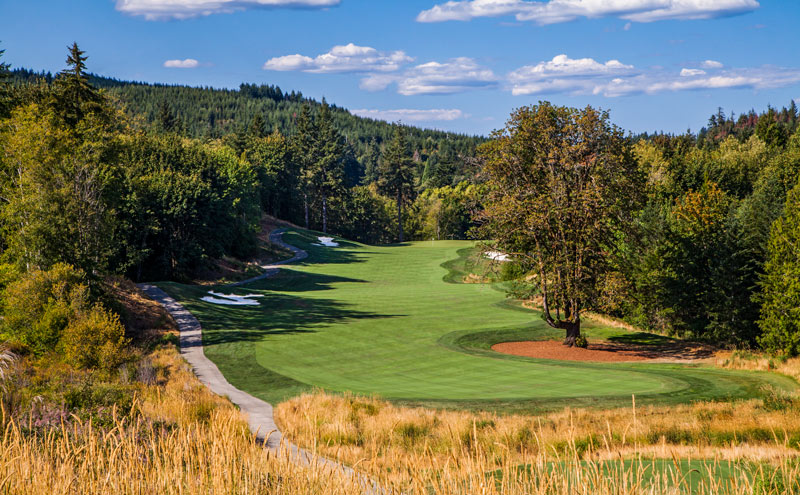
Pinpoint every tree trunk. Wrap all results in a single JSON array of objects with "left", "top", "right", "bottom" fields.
[
  {"left": 322, "top": 194, "right": 328, "bottom": 234},
  {"left": 561, "top": 319, "right": 581, "bottom": 347},
  {"left": 397, "top": 192, "right": 404, "bottom": 243},
  {"left": 304, "top": 192, "right": 309, "bottom": 229}
]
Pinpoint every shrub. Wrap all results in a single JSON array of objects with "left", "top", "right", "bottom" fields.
[
  {"left": 1, "top": 263, "right": 87, "bottom": 354},
  {"left": 60, "top": 305, "right": 129, "bottom": 370},
  {"left": 574, "top": 335, "right": 588, "bottom": 348},
  {"left": 500, "top": 261, "right": 527, "bottom": 282}
]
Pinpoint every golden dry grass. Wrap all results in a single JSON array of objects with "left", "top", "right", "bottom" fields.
[
  {"left": 3, "top": 343, "right": 799, "bottom": 494},
  {"left": 3, "top": 278, "right": 799, "bottom": 494},
  {"left": 0, "top": 346, "right": 362, "bottom": 494},
  {"left": 276, "top": 391, "right": 800, "bottom": 491},
  {"left": 717, "top": 350, "right": 800, "bottom": 383}
]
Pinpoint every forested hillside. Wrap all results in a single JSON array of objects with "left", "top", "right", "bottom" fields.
[
  {"left": 2, "top": 43, "right": 800, "bottom": 358},
  {"left": 11, "top": 67, "right": 485, "bottom": 187}
]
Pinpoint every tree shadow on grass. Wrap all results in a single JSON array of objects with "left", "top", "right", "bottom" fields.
[
  {"left": 280, "top": 230, "right": 385, "bottom": 266},
  {"left": 193, "top": 292, "right": 399, "bottom": 346},
  {"left": 247, "top": 269, "right": 367, "bottom": 293},
  {"left": 166, "top": 269, "right": 400, "bottom": 347},
  {"left": 604, "top": 332, "right": 715, "bottom": 360}
]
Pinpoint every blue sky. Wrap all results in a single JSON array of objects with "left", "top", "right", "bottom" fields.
[{"left": 3, "top": 0, "right": 799, "bottom": 136}]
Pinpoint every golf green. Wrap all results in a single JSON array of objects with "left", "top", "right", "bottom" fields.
[{"left": 159, "top": 229, "right": 797, "bottom": 410}]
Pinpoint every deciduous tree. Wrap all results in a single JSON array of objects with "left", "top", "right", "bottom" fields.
[{"left": 478, "top": 103, "right": 641, "bottom": 346}]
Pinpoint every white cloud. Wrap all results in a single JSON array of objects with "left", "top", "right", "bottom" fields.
[
  {"left": 396, "top": 58, "right": 497, "bottom": 95},
  {"left": 350, "top": 108, "right": 466, "bottom": 122},
  {"left": 263, "top": 44, "right": 495, "bottom": 96},
  {"left": 510, "top": 54, "right": 632, "bottom": 79},
  {"left": 116, "top": 0, "right": 340, "bottom": 20},
  {"left": 701, "top": 59, "right": 724, "bottom": 69},
  {"left": 680, "top": 68, "right": 706, "bottom": 76},
  {"left": 506, "top": 55, "right": 800, "bottom": 98},
  {"left": 591, "top": 66, "right": 800, "bottom": 97},
  {"left": 623, "top": 21, "right": 632, "bottom": 30},
  {"left": 163, "top": 58, "right": 200, "bottom": 68},
  {"left": 263, "top": 43, "right": 412, "bottom": 73},
  {"left": 359, "top": 57, "right": 497, "bottom": 95},
  {"left": 417, "top": 0, "right": 759, "bottom": 25},
  {"left": 509, "top": 54, "right": 634, "bottom": 95}
]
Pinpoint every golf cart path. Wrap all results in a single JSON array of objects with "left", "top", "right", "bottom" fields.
[{"left": 139, "top": 229, "right": 380, "bottom": 492}]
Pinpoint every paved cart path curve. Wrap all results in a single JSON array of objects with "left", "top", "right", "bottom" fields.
[{"left": 138, "top": 229, "right": 381, "bottom": 492}]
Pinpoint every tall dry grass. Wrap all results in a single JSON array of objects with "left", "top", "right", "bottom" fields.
[
  {"left": 717, "top": 350, "right": 800, "bottom": 382},
  {"left": 0, "top": 346, "right": 361, "bottom": 495},
  {"left": 276, "top": 391, "right": 800, "bottom": 492},
  {"left": 2, "top": 344, "right": 799, "bottom": 494}
]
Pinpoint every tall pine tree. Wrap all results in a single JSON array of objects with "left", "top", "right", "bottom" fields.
[
  {"left": 157, "top": 100, "right": 181, "bottom": 133},
  {"left": 291, "top": 104, "right": 319, "bottom": 229},
  {"left": 0, "top": 43, "right": 10, "bottom": 118},
  {"left": 312, "top": 100, "right": 345, "bottom": 233},
  {"left": 757, "top": 183, "right": 800, "bottom": 356},
  {"left": 378, "top": 125, "right": 416, "bottom": 242},
  {"left": 53, "top": 42, "right": 100, "bottom": 126}
]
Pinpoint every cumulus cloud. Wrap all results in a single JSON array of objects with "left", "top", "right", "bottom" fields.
[
  {"left": 507, "top": 54, "right": 800, "bottom": 98},
  {"left": 350, "top": 108, "right": 466, "bottom": 122},
  {"left": 116, "top": 0, "right": 340, "bottom": 20},
  {"left": 359, "top": 57, "right": 497, "bottom": 95},
  {"left": 509, "top": 54, "right": 634, "bottom": 95},
  {"left": 417, "top": 0, "right": 759, "bottom": 25},
  {"left": 263, "top": 43, "right": 412, "bottom": 73},
  {"left": 394, "top": 58, "right": 498, "bottom": 95},
  {"left": 163, "top": 58, "right": 200, "bottom": 68},
  {"left": 701, "top": 59, "right": 724, "bottom": 69},
  {"left": 680, "top": 68, "right": 706, "bottom": 76},
  {"left": 510, "top": 54, "right": 632, "bottom": 79},
  {"left": 592, "top": 66, "right": 800, "bottom": 97},
  {"left": 263, "top": 43, "right": 495, "bottom": 96}
]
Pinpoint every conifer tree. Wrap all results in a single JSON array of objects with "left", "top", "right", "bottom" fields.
[
  {"left": 0, "top": 43, "right": 10, "bottom": 118},
  {"left": 157, "top": 100, "right": 181, "bottom": 133},
  {"left": 312, "top": 101, "right": 345, "bottom": 233},
  {"left": 757, "top": 183, "right": 800, "bottom": 356},
  {"left": 378, "top": 125, "right": 416, "bottom": 242},
  {"left": 248, "top": 113, "right": 266, "bottom": 139},
  {"left": 53, "top": 42, "right": 100, "bottom": 126},
  {"left": 292, "top": 103, "right": 319, "bottom": 229}
]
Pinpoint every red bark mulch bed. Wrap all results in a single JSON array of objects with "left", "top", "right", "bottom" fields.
[{"left": 492, "top": 340, "right": 714, "bottom": 363}]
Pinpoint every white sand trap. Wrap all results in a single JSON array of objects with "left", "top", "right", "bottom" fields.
[
  {"left": 485, "top": 251, "right": 511, "bottom": 262},
  {"left": 313, "top": 236, "right": 339, "bottom": 247},
  {"left": 201, "top": 291, "right": 264, "bottom": 306}
]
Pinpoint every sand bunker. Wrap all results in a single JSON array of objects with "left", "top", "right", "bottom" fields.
[
  {"left": 314, "top": 236, "right": 339, "bottom": 247},
  {"left": 485, "top": 251, "right": 510, "bottom": 262},
  {"left": 201, "top": 291, "right": 264, "bottom": 306}
]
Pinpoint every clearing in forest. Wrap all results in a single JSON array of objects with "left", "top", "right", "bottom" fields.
[{"left": 159, "top": 229, "right": 796, "bottom": 412}]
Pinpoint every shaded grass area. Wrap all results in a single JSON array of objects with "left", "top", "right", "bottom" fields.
[{"left": 158, "top": 228, "right": 798, "bottom": 412}]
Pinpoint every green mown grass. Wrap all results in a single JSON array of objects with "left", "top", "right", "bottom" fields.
[{"left": 158, "top": 229, "right": 797, "bottom": 412}]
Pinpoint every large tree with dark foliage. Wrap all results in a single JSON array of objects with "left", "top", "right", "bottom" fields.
[
  {"left": 757, "top": 183, "right": 800, "bottom": 356},
  {"left": 52, "top": 42, "right": 101, "bottom": 126},
  {"left": 478, "top": 103, "right": 642, "bottom": 346},
  {"left": 378, "top": 126, "right": 416, "bottom": 242},
  {"left": 0, "top": 44, "right": 10, "bottom": 118},
  {"left": 312, "top": 101, "right": 346, "bottom": 234}
]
